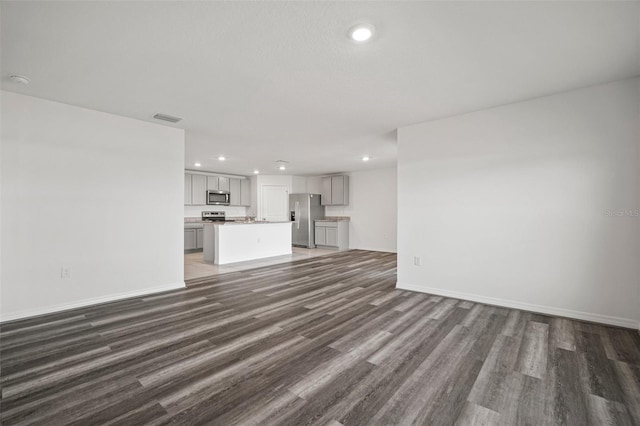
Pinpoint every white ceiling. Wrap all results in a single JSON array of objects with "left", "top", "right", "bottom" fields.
[{"left": 2, "top": 1, "right": 639, "bottom": 176}]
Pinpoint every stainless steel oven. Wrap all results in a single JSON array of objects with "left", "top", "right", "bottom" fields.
[{"left": 206, "top": 190, "right": 230, "bottom": 205}]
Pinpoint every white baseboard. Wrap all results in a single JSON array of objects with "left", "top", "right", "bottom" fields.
[
  {"left": 350, "top": 246, "right": 397, "bottom": 253},
  {"left": 0, "top": 282, "right": 186, "bottom": 323},
  {"left": 396, "top": 282, "right": 639, "bottom": 330}
]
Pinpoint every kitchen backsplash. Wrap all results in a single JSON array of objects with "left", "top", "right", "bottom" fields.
[{"left": 184, "top": 205, "right": 248, "bottom": 218}]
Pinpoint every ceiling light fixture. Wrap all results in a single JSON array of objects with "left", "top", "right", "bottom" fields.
[
  {"left": 348, "top": 24, "right": 375, "bottom": 42},
  {"left": 218, "top": 156, "right": 226, "bottom": 161},
  {"left": 194, "top": 162, "right": 201, "bottom": 167},
  {"left": 276, "top": 160, "right": 288, "bottom": 171},
  {"left": 253, "top": 170, "right": 260, "bottom": 174},
  {"left": 362, "top": 156, "right": 370, "bottom": 162},
  {"left": 9, "top": 74, "right": 31, "bottom": 85}
]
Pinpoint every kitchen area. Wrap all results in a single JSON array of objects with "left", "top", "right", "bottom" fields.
[{"left": 184, "top": 171, "right": 351, "bottom": 280}]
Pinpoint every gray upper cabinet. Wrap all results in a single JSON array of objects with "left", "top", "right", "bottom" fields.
[
  {"left": 185, "top": 172, "right": 250, "bottom": 206},
  {"left": 191, "top": 174, "right": 207, "bottom": 205},
  {"left": 240, "top": 179, "right": 251, "bottom": 206},
  {"left": 185, "top": 173, "right": 193, "bottom": 205},
  {"left": 229, "top": 178, "right": 251, "bottom": 206},
  {"left": 218, "top": 177, "right": 230, "bottom": 192},
  {"left": 331, "top": 175, "right": 348, "bottom": 205},
  {"left": 184, "top": 173, "right": 206, "bottom": 206},
  {"left": 321, "top": 177, "right": 332, "bottom": 205},
  {"left": 206, "top": 176, "right": 219, "bottom": 191},
  {"left": 320, "top": 175, "right": 349, "bottom": 206},
  {"left": 229, "top": 178, "right": 241, "bottom": 205}
]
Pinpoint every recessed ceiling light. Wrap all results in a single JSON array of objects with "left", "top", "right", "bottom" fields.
[
  {"left": 279, "top": 165, "right": 286, "bottom": 171},
  {"left": 253, "top": 170, "right": 260, "bottom": 174},
  {"left": 362, "top": 156, "right": 370, "bottom": 162},
  {"left": 218, "top": 156, "right": 226, "bottom": 161},
  {"left": 194, "top": 162, "right": 201, "bottom": 167},
  {"left": 9, "top": 74, "right": 31, "bottom": 85},
  {"left": 348, "top": 24, "right": 374, "bottom": 42}
]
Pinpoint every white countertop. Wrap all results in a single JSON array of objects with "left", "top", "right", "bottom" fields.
[{"left": 315, "top": 218, "right": 350, "bottom": 222}]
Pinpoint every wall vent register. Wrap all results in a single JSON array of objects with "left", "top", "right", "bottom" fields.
[{"left": 153, "top": 113, "right": 182, "bottom": 123}]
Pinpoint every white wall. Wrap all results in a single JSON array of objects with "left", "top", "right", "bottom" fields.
[
  {"left": 249, "top": 175, "right": 258, "bottom": 217},
  {"left": 397, "top": 78, "right": 640, "bottom": 328},
  {"left": 254, "top": 171, "right": 397, "bottom": 252},
  {"left": 306, "top": 176, "right": 322, "bottom": 195},
  {"left": 636, "top": 78, "right": 640, "bottom": 326},
  {"left": 292, "top": 176, "right": 307, "bottom": 193},
  {"left": 246, "top": 174, "right": 306, "bottom": 220},
  {"left": 319, "top": 168, "right": 397, "bottom": 253},
  {"left": 1, "top": 91, "right": 185, "bottom": 321}
]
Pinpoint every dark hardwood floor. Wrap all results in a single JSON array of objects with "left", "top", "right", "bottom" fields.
[{"left": 1, "top": 250, "right": 639, "bottom": 425}]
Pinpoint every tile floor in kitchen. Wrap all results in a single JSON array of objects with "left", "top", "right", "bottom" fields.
[{"left": 184, "top": 246, "right": 338, "bottom": 281}]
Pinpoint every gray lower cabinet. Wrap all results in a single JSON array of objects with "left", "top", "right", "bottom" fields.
[
  {"left": 196, "top": 228, "right": 204, "bottom": 249},
  {"left": 184, "top": 228, "right": 197, "bottom": 250},
  {"left": 185, "top": 225, "right": 204, "bottom": 251},
  {"left": 325, "top": 227, "right": 338, "bottom": 246},
  {"left": 315, "top": 221, "right": 349, "bottom": 250},
  {"left": 315, "top": 226, "right": 326, "bottom": 245}
]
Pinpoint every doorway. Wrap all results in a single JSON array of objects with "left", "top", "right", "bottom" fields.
[{"left": 260, "top": 185, "right": 289, "bottom": 222}]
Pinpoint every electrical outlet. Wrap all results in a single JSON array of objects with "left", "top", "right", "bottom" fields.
[
  {"left": 61, "top": 266, "right": 72, "bottom": 279},
  {"left": 413, "top": 256, "right": 421, "bottom": 266}
]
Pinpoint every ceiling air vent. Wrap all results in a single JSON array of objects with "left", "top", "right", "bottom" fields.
[{"left": 153, "top": 113, "right": 182, "bottom": 123}]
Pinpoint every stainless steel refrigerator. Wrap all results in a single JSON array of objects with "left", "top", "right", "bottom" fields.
[{"left": 290, "top": 193, "right": 325, "bottom": 248}]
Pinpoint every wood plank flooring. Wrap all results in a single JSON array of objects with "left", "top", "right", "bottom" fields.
[{"left": 1, "top": 250, "right": 639, "bottom": 425}]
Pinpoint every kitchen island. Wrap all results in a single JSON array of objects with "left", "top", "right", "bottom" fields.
[{"left": 203, "top": 221, "right": 292, "bottom": 265}]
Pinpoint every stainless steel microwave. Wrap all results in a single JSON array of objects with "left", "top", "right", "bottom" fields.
[{"left": 206, "top": 190, "right": 230, "bottom": 205}]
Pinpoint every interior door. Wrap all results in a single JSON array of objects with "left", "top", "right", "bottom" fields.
[{"left": 261, "top": 185, "right": 289, "bottom": 222}]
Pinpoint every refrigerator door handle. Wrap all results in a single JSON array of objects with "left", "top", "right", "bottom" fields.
[{"left": 295, "top": 201, "right": 300, "bottom": 230}]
